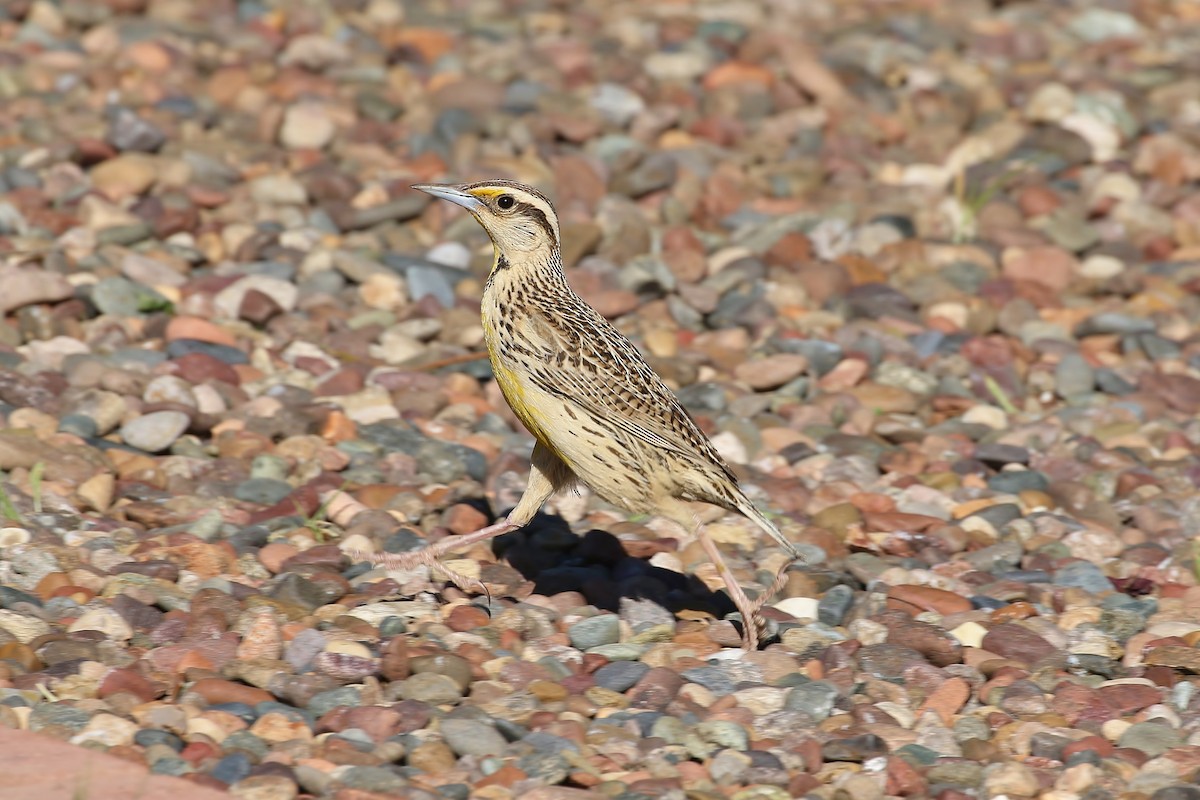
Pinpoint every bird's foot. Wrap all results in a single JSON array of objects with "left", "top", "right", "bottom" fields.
[
  {"left": 739, "top": 615, "right": 762, "bottom": 651},
  {"left": 349, "top": 517, "right": 518, "bottom": 599},
  {"left": 749, "top": 556, "right": 796, "bottom": 618},
  {"left": 735, "top": 556, "right": 800, "bottom": 650},
  {"left": 352, "top": 546, "right": 491, "bottom": 598}
]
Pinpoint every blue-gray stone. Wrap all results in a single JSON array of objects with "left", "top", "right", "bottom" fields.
[
  {"left": 436, "top": 784, "right": 471, "bottom": 800},
  {"left": 165, "top": 339, "right": 249, "bottom": 364},
  {"left": 1053, "top": 561, "right": 1113, "bottom": 594},
  {"left": 149, "top": 756, "right": 192, "bottom": 776},
  {"left": 592, "top": 661, "right": 649, "bottom": 693},
  {"left": 110, "top": 347, "right": 169, "bottom": 369},
  {"left": 967, "top": 503, "right": 1023, "bottom": 530},
  {"left": 134, "top": 729, "right": 183, "bottom": 751},
  {"left": 337, "top": 766, "right": 407, "bottom": 793},
  {"left": 502, "top": 80, "right": 546, "bottom": 114},
  {"left": 29, "top": 704, "right": 91, "bottom": 732},
  {"left": 818, "top": 584, "right": 854, "bottom": 626},
  {"left": 222, "top": 730, "right": 269, "bottom": 759},
  {"left": 308, "top": 686, "right": 361, "bottom": 718},
  {"left": 785, "top": 681, "right": 839, "bottom": 720},
  {"left": 91, "top": 277, "right": 170, "bottom": 316},
  {"left": 0, "top": 586, "right": 41, "bottom": 609},
  {"left": 568, "top": 614, "right": 621, "bottom": 650},
  {"left": 680, "top": 666, "right": 737, "bottom": 695},
  {"left": 1118, "top": 722, "right": 1182, "bottom": 757},
  {"left": 1074, "top": 313, "right": 1155, "bottom": 337},
  {"left": 1095, "top": 367, "right": 1136, "bottom": 395},
  {"left": 441, "top": 719, "right": 508, "bottom": 758},
  {"left": 517, "top": 751, "right": 569, "bottom": 784},
  {"left": 996, "top": 569, "right": 1052, "bottom": 584},
  {"left": 233, "top": 477, "right": 294, "bottom": 505},
  {"left": 58, "top": 414, "right": 98, "bottom": 438},
  {"left": 776, "top": 338, "right": 844, "bottom": 376},
  {"left": 1056, "top": 353, "right": 1094, "bottom": 396},
  {"left": 522, "top": 731, "right": 580, "bottom": 754},
  {"left": 405, "top": 265, "right": 455, "bottom": 308},
  {"left": 211, "top": 753, "right": 253, "bottom": 785},
  {"left": 987, "top": 470, "right": 1049, "bottom": 493},
  {"left": 107, "top": 107, "right": 166, "bottom": 152}
]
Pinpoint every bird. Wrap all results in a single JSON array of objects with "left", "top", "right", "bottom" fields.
[{"left": 357, "top": 179, "right": 799, "bottom": 649}]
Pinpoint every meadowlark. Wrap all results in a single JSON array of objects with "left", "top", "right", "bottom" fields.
[{"left": 360, "top": 180, "right": 799, "bottom": 649}]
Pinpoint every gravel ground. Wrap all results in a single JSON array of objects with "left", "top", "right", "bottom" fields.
[{"left": 2, "top": 0, "right": 1200, "bottom": 798}]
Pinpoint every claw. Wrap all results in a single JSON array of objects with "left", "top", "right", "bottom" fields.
[{"left": 431, "top": 559, "right": 489, "bottom": 599}]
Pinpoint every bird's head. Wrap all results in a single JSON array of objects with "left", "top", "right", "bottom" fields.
[{"left": 413, "top": 181, "right": 560, "bottom": 261}]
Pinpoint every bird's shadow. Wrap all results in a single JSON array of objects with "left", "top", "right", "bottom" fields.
[{"left": 473, "top": 505, "right": 739, "bottom": 621}]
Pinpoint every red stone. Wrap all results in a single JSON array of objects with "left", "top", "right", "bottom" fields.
[
  {"left": 1096, "top": 682, "right": 1163, "bottom": 714},
  {"left": 98, "top": 667, "right": 159, "bottom": 703},
  {"left": 1062, "top": 735, "right": 1114, "bottom": 761},
  {"left": 189, "top": 678, "right": 274, "bottom": 706},
  {"left": 980, "top": 623, "right": 1056, "bottom": 664},
  {"left": 170, "top": 352, "right": 240, "bottom": 385},
  {"left": 446, "top": 604, "right": 489, "bottom": 632},
  {"left": 238, "top": 289, "right": 283, "bottom": 326},
  {"left": 886, "top": 585, "right": 973, "bottom": 615}
]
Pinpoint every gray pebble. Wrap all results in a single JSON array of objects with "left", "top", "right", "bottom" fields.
[
  {"left": 119, "top": 411, "right": 190, "bottom": 453},
  {"left": 165, "top": 339, "right": 249, "bottom": 364},
  {"left": 29, "top": 704, "right": 91, "bottom": 732},
  {"left": 107, "top": 107, "right": 166, "bottom": 152},
  {"left": 306, "top": 686, "right": 361, "bottom": 717},
  {"left": 250, "top": 455, "right": 291, "bottom": 481},
  {"left": 337, "top": 766, "right": 406, "bottom": 794},
  {"left": 1074, "top": 312, "right": 1155, "bottom": 337},
  {"left": 91, "top": 277, "right": 169, "bottom": 317},
  {"left": 1052, "top": 561, "right": 1113, "bottom": 594},
  {"left": 58, "top": 414, "right": 98, "bottom": 438},
  {"left": 234, "top": 478, "right": 294, "bottom": 505},
  {"left": 987, "top": 470, "right": 1050, "bottom": 494},
  {"left": 817, "top": 584, "right": 854, "bottom": 626},
  {"left": 270, "top": 573, "right": 340, "bottom": 610},
  {"left": 593, "top": 661, "right": 650, "bottom": 693},
  {"left": 1055, "top": 353, "right": 1095, "bottom": 397},
  {"left": 1118, "top": 722, "right": 1182, "bottom": 757},
  {"left": 440, "top": 719, "right": 507, "bottom": 758},
  {"left": 397, "top": 673, "right": 464, "bottom": 704},
  {"left": 516, "top": 751, "right": 569, "bottom": 785},
  {"left": 785, "top": 681, "right": 839, "bottom": 721},
  {"left": 568, "top": 614, "right": 620, "bottom": 650}
]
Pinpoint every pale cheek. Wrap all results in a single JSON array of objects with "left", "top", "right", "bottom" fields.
[{"left": 503, "top": 225, "right": 539, "bottom": 251}]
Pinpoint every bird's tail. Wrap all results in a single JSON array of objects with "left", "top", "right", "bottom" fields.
[{"left": 736, "top": 497, "right": 802, "bottom": 561}]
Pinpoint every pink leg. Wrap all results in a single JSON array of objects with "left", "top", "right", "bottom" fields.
[
  {"left": 750, "top": 556, "right": 796, "bottom": 618},
  {"left": 349, "top": 518, "right": 519, "bottom": 592},
  {"left": 696, "top": 529, "right": 762, "bottom": 650}
]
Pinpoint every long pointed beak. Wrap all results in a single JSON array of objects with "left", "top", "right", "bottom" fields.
[{"left": 412, "top": 184, "right": 483, "bottom": 212}]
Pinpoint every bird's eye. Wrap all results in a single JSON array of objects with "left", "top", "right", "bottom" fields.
[{"left": 496, "top": 195, "right": 515, "bottom": 210}]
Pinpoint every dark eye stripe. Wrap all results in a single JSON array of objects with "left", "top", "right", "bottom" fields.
[{"left": 519, "top": 202, "right": 558, "bottom": 245}]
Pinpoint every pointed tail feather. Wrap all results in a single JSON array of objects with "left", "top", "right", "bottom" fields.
[{"left": 736, "top": 498, "right": 802, "bottom": 560}]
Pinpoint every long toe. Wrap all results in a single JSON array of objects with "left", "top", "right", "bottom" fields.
[
  {"left": 436, "top": 562, "right": 490, "bottom": 599},
  {"left": 749, "top": 558, "right": 795, "bottom": 618}
]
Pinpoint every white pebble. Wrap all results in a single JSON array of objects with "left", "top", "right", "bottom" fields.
[
  {"left": 69, "top": 607, "right": 133, "bottom": 641},
  {"left": 773, "top": 596, "right": 819, "bottom": 621},
  {"left": 426, "top": 241, "right": 472, "bottom": 270}
]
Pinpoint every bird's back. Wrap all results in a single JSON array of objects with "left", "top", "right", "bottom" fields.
[{"left": 481, "top": 262, "right": 742, "bottom": 515}]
